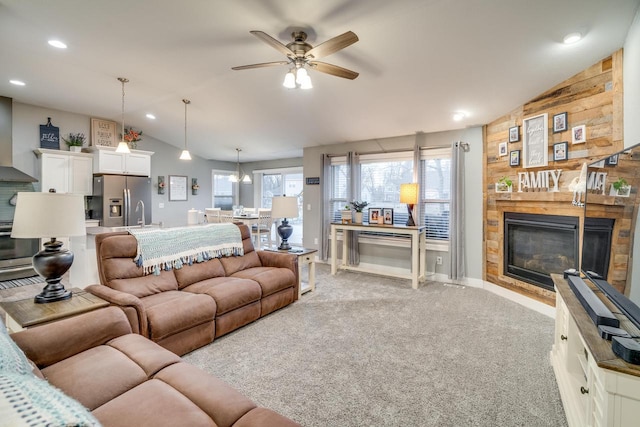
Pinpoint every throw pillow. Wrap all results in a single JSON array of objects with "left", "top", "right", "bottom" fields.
[{"left": 0, "top": 372, "right": 101, "bottom": 426}]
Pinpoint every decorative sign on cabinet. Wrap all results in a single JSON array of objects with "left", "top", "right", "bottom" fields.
[{"left": 34, "top": 148, "right": 93, "bottom": 195}]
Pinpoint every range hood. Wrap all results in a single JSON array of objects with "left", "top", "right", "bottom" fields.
[{"left": 0, "top": 96, "right": 37, "bottom": 182}]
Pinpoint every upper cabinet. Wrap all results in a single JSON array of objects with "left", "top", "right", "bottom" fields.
[
  {"left": 88, "top": 146, "right": 153, "bottom": 176},
  {"left": 34, "top": 148, "right": 93, "bottom": 195}
]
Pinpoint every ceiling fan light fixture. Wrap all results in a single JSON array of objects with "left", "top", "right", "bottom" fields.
[
  {"left": 300, "top": 74, "right": 313, "bottom": 90},
  {"left": 295, "top": 67, "right": 308, "bottom": 85},
  {"left": 283, "top": 70, "right": 296, "bottom": 88}
]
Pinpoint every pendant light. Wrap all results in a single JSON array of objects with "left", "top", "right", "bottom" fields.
[
  {"left": 115, "top": 77, "right": 131, "bottom": 154},
  {"left": 179, "top": 99, "right": 192, "bottom": 160},
  {"left": 229, "top": 148, "right": 251, "bottom": 184}
]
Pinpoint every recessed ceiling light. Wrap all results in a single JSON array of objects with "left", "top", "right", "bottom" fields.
[
  {"left": 453, "top": 112, "right": 466, "bottom": 121},
  {"left": 146, "top": 113, "right": 156, "bottom": 120},
  {"left": 563, "top": 32, "right": 582, "bottom": 44},
  {"left": 48, "top": 40, "right": 67, "bottom": 49},
  {"left": 10, "top": 80, "right": 26, "bottom": 86}
]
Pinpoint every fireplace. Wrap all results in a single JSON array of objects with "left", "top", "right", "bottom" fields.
[
  {"left": 582, "top": 218, "right": 615, "bottom": 279},
  {"left": 504, "top": 213, "right": 579, "bottom": 291}
]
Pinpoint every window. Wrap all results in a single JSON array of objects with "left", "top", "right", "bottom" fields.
[
  {"left": 327, "top": 148, "right": 451, "bottom": 240},
  {"left": 420, "top": 148, "right": 451, "bottom": 240},
  {"left": 211, "top": 171, "right": 235, "bottom": 209}
]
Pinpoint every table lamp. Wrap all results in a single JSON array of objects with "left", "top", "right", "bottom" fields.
[
  {"left": 11, "top": 192, "right": 86, "bottom": 303},
  {"left": 400, "top": 183, "right": 418, "bottom": 226},
  {"left": 271, "top": 196, "right": 298, "bottom": 250}
]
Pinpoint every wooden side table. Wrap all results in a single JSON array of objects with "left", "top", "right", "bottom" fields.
[
  {"left": 263, "top": 247, "right": 317, "bottom": 298},
  {"left": 0, "top": 288, "right": 108, "bottom": 333}
]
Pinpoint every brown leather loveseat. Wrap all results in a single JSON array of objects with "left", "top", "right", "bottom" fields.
[{"left": 86, "top": 224, "right": 298, "bottom": 356}]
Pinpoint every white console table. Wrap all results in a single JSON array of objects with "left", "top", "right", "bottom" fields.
[
  {"left": 551, "top": 275, "right": 640, "bottom": 426},
  {"left": 330, "top": 222, "right": 426, "bottom": 289}
]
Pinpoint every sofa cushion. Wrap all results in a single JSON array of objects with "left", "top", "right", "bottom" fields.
[
  {"left": 41, "top": 345, "right": 147, "bottom": 411},
  {"left": 220, "top": 250, "right": 262, "bottom": 276},
  {"left": 231, "top": 267, "right": 296, "bottom": 297},
  {"left": 143, "top": 291, "right": 216, "bottom": 341},
  {"left": 107, "top": 269, "right": 179, "bottom": 298},
  {"left": 0, "top": 372, "right": 100, "bottom": 427},
  {"left": 92, "top": 378, "right": 215, "bottom": 427},
  {"left": 0, "top": 321, "right": 32, "bottom": 375},
  {"left": 174, "top": 258, "right": 226, "bottom": 289},
  {"left": 183, "top": 277, "right": 262, "bottom": 315},
  {"left": 106, "top": 334, "right": 181, "bottom": 377}
]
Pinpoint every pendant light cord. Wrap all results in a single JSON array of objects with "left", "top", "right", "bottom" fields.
[{"left": 117, "top": 77, "right": 129, "bottom": 138}]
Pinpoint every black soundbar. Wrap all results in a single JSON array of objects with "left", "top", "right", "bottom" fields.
[
  {"left": 567, "top": 275, "right": 620, "bottom": 328},
  {"left": 590, "top": 276, "right": 640, "bottom": 332}
]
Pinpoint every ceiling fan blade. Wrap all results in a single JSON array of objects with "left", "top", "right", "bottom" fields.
[
  {"left": 308, "top": 61, "right": 359, "bottom": 80},
  {"left": 232, "top": 61, "right": 290, "bottom": 71},
  {"left": 250, "top": 30, "right": 295, "bottom": 58},
  {"left": 305, "top": 31, "right": 359, "bottom": 59}
]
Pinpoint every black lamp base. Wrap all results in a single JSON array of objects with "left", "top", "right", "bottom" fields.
[
  {"left": 32, "top": 239, "right": 74, "bottom": 304},
  {"left": 277, "top": 219, "right": 293, "bottom": 251}
]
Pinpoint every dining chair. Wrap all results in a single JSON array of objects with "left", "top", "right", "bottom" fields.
[
  {"left": 251, "top": 210, "right": 274, "bottom": 249},
  {"left": 220, "top": 210, "right": 234, "bottom": 223},
  {"left": 243, "top": 208, "right": 257, "bottom": 214},
  {"left": 205, "top": 208, "right": 221, "bottom": 223}
]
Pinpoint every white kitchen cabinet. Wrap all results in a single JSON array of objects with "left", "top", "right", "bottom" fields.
[
  {"left": 34, "top": 148, "right": 93, "bottom": 195},
  {"left": 551, "top": 275, "right": 640, "bottom": 427},
  {"left": 90, "top": 146, "right": 153, "bottom": 176}
]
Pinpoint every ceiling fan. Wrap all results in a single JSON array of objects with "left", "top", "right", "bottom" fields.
[{"left": 232, "top": 30, "right": 359, "bottom": 81}]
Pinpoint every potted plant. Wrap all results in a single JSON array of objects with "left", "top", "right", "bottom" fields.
[
  {"left": 611, "top": 177, "right": 630, "bottom": 197},
  {"left": 495, "top": 176, "right": 512, "bottom": 193},
  {"left": 63, "top": 133, "right": 86, "bottom": 152},
  {"left": 350, "top": 200, "right": 369, "bottom": 223},
  {"left": 341, "top": 204, "right": 352, "bottom": 223}
]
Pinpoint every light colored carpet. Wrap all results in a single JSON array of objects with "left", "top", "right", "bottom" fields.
[{"left": 183, "top": 265, "right": 567, "bottom": 427}]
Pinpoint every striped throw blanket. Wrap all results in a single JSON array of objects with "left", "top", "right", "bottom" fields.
[{"left": 128, "top": 223, "right": 243, "bottom": 275}]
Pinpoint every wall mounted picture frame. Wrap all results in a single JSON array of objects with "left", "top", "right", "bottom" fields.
[
  {"left": 509, "top": 150, "right": 520, "bottom": 167},
  {"left": 168, "top": 175, "right": 188, "bottom": 201},
  {"left": 509, "top": 126, "right": 519, "bottom": 143},
  {"left": 368, "top": 208, "right": 381, "bottom": 224},
  {"left": 572, "top": 125, "right": 586, "bottom": 144},
  {"left": 553, "top": 112, "right": 568, "bottom": 133},
  {"left": 522, "top": 113, "right": 548, "bottom": 168},
  {"left": 606, "top": 154, "right": 619, "bottom": 166},
  {"left": 383, "top": 208, "right": 394, "bottom": 225},
  {"left": 91, "top": 118, "right": 117, "bottom": 147},
  {"left": 553, "top": 142, "right": 568, "bottom": 161},
  {"left": 498, "top": 141, "right": 508, "bottom": 157}
]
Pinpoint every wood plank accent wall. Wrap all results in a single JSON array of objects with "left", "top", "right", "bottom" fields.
[{"left": 483, "top": 50, "right": 625, "bottom": 306}]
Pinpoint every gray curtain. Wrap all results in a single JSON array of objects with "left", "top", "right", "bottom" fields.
[
  {"left": 348, "top": 152, "right": 360, "bottom": 265},
  {"left": 449, "top": 141, "right": 468, "bottom": 280},
  {"left": 321, "top": 154, "right": 331, "bottom": 260}
]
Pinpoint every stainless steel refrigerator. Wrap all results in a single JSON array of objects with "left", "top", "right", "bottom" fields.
[{"left": 91, "top": 175, "right": 151, "bottom": 227}]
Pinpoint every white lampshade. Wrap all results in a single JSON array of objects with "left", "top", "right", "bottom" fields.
[
  {"left": 11, "top": 192, "right": 86, "bottom": 239},
  {"left": 283, "top": 71, "right": 296, "bottom": 88},
  {"left": 116, "top": 141, "right": 131, "bottom": 153},
  {"left": 271, "top": 196, "right": 298, "bottom": 219},
  {"left": 300, "top": 74, "right": 313, "bottom": 90},
  {"left": 179, "top": 149, "right": 192, "bottom": 160},
  {"left": 399, "top": 183, "right": 419, "bottom": 204},
  {"left": 241, "top": 174, "right": 252, "bottom": 184},
  {"left": 295, "top": 67, "right": 308, "bottom": 85}
]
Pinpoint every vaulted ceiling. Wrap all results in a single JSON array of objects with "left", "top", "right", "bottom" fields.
[{"left": 1, "top": 0, "right": 638, "bottom": 161}]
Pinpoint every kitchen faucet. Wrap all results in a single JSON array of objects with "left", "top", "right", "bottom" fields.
[{"left": 135, "top": 200, "right": 145, "bottom": 227}]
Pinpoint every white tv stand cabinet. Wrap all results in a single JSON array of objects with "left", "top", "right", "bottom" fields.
[{"left": 551, "top": 275, "right": 640, "bottom": 427}]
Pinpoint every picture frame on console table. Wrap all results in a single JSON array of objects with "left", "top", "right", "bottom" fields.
[
  {"left": 383, "top": 208, "right": 394, "bottom": 225},
  {"left": 368, "top": 208, "right": 381, "bottom": 224}
]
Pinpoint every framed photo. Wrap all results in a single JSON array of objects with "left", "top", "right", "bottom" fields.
[
  {"left": 553, "top": 112, "right": 568, "bottom": 133},
  {"left": 498, "top": 141, "right": 508, "bottom": 157},
  {"left": 383, "top": 208, "right": 394, "bottom": 225},
  {"left": 572, "top": 125, "right": 586, "bottom": 144},
  {"left": 509, "top": 150, "right": 520, "bottom": 167},
  {"left": 553, "top": 142, "right": 568, "bottom": 161},
  {"left": 91, "top": 118, "right": 117, "bottom": 147},
  {"left": 605, "top": 154, "right": 619, "bottom": 165},
  {"left": 368, "top": 208, "right": 381, "bottom": 224},
  {"left": 168, "top": 175, "right": 188, "bottom": 201},
  {"left": 522, "top": 113, "right": 549, "bottom": 168},
  {"left": 508, "top": 126, "right": 519, "bottom": 143}
]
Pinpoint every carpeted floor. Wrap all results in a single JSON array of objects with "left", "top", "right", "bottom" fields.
[{"left": 183, "top": 265, "right": 567, "bottom": 427}]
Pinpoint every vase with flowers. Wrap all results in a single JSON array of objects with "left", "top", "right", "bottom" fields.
[
  {"left": 192, "top": 178, "right": 199, "bottom": 195},
  {"left": 121, "top": 128, "right": 143, "bottom": 149},
  {"left": 350, "top": 200, "right": 369, "bottom": 223}
]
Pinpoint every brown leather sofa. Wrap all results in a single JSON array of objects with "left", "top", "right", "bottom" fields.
[
  {"left": 87, "top": 224, "right": 298, "bottom": 356},
  {"left": 10, "top": 306, "right": 300, "bottom": 426}
]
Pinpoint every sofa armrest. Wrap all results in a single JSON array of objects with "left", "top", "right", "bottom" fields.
[
  {"left": 11, "top": 306, "right": 132, "bottom": 368},
  {"left": 85, "top": 284, "right": 148, "bottom": 336},
  {"left": 257, "top": 251, "right": 299, "bottom": 298}
]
